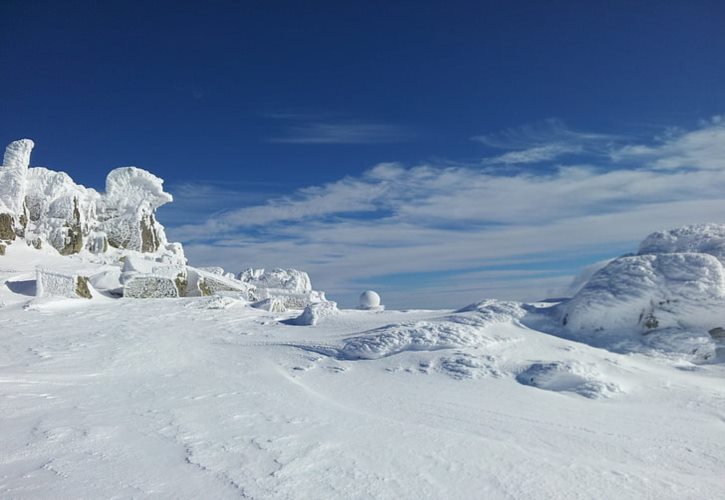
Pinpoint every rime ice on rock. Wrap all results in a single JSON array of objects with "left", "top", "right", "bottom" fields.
[
  {"left": 0, "top": 139, "right": 182, "bottom": 264},
  {"left": 124, "top": 276, "right": 179, "bottom": 299},
  {"left": 0, "top": 140, "right": 34, "bottom": 239},
  {"left": 36, "top": 268, "right": 92, "bottom": 299},
  {"left": 100, "top": 167, "right": 173, "bottom": 253},
  {"left": 239, "top": 268, "right": 325, "bottom": 308},
  {"left": 558, "top": 224, "right": 725, "bottom": 361}
]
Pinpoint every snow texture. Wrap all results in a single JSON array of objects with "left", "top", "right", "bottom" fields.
[
  {"left": 340, "top": 300, "right": 525, "bottom": 359},
  {"left": 516, "top": 361, "right": 622, "bottom": 399},
  {"left": 639, "top": 223, "right": 725, "bottom": 262},
  {"left": 1, "top": 227, "right": 725, "bottom": 498}
]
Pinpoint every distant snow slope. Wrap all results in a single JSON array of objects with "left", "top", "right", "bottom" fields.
[{"left": 2, "top": 241, "right": 725, "bottom": 498}]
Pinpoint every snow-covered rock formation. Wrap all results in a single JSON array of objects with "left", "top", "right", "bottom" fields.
[
  {"left": 1, "top": 139, "right": 181, "bottom": 263},
  {"left": 0, "top": 139, "right": 34, "bottom": 240},
  {"left": 239, "top": 268, "right": 326, "bottom": 309},
  {"left": 0, "top": 139, "right": 191, "bottom": 297},
  {"left": 558, "top": 224, "right": 725, "bottom": 360}
]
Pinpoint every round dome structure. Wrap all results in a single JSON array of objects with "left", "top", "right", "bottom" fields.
[{"left": 359, "top": 290, "right": 382, "bottom": 310}]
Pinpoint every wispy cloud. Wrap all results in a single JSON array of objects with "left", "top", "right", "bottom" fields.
[
  {"left": 264, "top": 110, "right": 413, "bottom": 144},
  {"left": 167, "top": 117, "right": 725, "bottom": 308},
  {"left": 474, "top": 118, "right": 618, "bottom": 165},
  {"left": 267, "top": 122, "right": 413, "bottom": 144}
]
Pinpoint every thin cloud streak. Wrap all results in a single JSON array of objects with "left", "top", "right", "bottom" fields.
[{"left": 267, "top": 122, "right": 414, "bottom": 144}]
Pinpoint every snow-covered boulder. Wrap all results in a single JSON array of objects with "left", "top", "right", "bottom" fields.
[
  {"left": 238, "top": 268, "right": 326, "bottom": 309},
  {"left": 289, "top": 300, "right": 339, "bottom": 326},
  {"left": 186, "top": 267, "right": 257, "bottom": 301},
  {"left": 121, "top": 256, "right": 187, "bottom": 296},
  {"left": 36, "top": 268, "right": 92, "bottom": 299},
  {"left": 560, "top": 253, "right": 725, "bottom": 337},
  {"left": 558, "top": 224, "right": 725, "bottom": 360},
  {"left": 239, "top": 268, "right": 312, "bottom": 293},
  {"left": 124, "top": 276, "right": 179, "bottom": 299}
]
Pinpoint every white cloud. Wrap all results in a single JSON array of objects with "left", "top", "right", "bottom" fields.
[
  {"left": 612, "top": 118, "right": 725, "bottom": 170},
  {"left": 475, "top": 118, "right": 618, "bottom": 165},
  {"left": 167, "top": 119, "right": 725, "bottom": 308},
  {"left": 267, "top": 122, "right": 413, "bottom": 144}
]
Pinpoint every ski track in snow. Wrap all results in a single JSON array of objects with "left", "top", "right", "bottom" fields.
[{"left": 1, "top": 295, "right": 724, "bottom": 499}]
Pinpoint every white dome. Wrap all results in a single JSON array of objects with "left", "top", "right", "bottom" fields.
[{"left": 359, "top": 290, "right": 381, "bottom": 309}]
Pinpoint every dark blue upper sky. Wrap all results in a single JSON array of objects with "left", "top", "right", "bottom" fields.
[
  {"left": 2, "top": 0, "right": 723, "bottom": 188},
  {"left": 2, "top": 1, "right": 725, "bottom": 307}
]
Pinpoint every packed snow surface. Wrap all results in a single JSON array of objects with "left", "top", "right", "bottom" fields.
[
  {"left": 3, "top": 240, "right": 725, "bottom": 498},
  {"left": 3, "top": 213, "right": 725, "bottom": 498}
]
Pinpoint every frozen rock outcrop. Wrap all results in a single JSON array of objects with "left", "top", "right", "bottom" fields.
[
  {"left": 558, "top": 224, "right": 725, "bottom": 360},
  {"left": 124, "top": 276, "right": 179, "bottom": 299},
  {"left": 36, "top": 268, "right": 92, "bottom": 299},
  {"left": 0, "top": 139, "right": 34, "bottom": 239},
  {"left": 100, "top": 167, "right": 172, "bottom": 253},
  {"left": 0, "top": 139, "right": 181, "bottom": 262},
  {"left": 186, "top": 267, "right": 257, "bottom": 301},
  {"left": 239, "top": 268, "right": 325, "bottom": 309},
  {"left": 239, "top": 268, "right": 312, "bottom": 294}
]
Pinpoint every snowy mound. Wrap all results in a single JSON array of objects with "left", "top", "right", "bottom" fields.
[
  {"left": 557, "top": 224, "right": 725, "bottom": 360},
  {"left": 516, "top": 361, "right": 622, "bottom": 399},
  {"left": 339, "top": 300, "right": 524, "bottom": 359},
  {"left": 288, "top": 300, "right": 339, "bottom": 326},
  {"left": 561, "top": 253, "right": 725, "bottom": 335}
]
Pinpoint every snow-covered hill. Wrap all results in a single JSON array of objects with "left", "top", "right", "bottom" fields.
[{"left": 1, "top": 139, "right": 725, "bottom": 498}]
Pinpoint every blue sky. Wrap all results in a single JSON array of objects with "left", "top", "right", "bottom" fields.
[{"left": 2, "top": 1, "right": 725, "bottom": 307}]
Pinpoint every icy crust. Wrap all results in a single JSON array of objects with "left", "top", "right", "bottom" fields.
[
  {"left": 639, "top": 224, "right": 725, "bottom": 262},
  {"left": 339, "top": 300, "right": 525, "bottom": 359}
]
